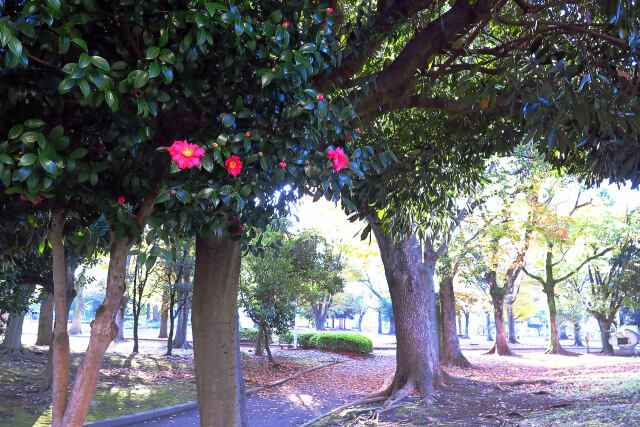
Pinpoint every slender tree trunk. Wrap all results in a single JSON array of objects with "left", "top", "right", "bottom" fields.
[
  {"left": 0, "top": 310, "right": 28, "bottom": 353},
  {"left": 573, "top": 321, "right": 584, "bottom": 346},
  {"left": 166, "top": 291, "right": 176, "bottom": 356},
  {"left": 192, "top": 233, "right": 247, "bottom": 426},
  {"left": 261, "top": 325, "right": 275, "bottom": 364},
  {"left": 173, "top": 296, "right": 191, "bottom": 349},
  {"left": 464, "top": 312, "right": 470, "bottom": 339},
  {"left": 371, "top": 222, "right": 442, "bottom": 402},
  {"left": 507, "top": 305, "right": 518, "bottom": 344},
  {"left": 132, "top": 300, "right": 140, "bottom": 353},
  {"left": 60, "top": 236, "right": 135, "bottom": 426},
  {"left": 457, "top": 314, "right": 462, "bottom": 335},
  {"left": 159, "top": 308, "right": 168, "bottom": 338},
  {"left": 439, "top": 276, "right": 470, "bottom": 367},
  {"left": 36, "top": 293, "right": 54, "bottom": 346},
  {"left": 254, "top": 326, "right": 264, "bottom": 356},
  {"left": 152, "top": 305, "right": 160, "bottom": 322},
  {"left": 486, "top": 311, "right": 493, "bottom": 341},
  {"left": 357, "top": 313, "right": 365, "bottom": 331},
  {"left": 596, "top": 316, "right": 614, "bottom": 355},
  {"left": 114, "top": 296, "right": 128, "bottom": 343},
  {"left": 49, "top": 209, "right": 70, "bottom": 427},
  {"left": 68, "top": 285, "right": 83, "bottom": 335},
  {"left": 377, "top": 309, "right": 383, "bottom": 334},
  {"left": 146, "top": 303, "right": 150, "bottom": 321}
]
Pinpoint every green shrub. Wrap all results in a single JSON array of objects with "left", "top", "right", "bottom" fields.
[
  {"left": 278, "top": 331, "right": 293, "bottom": 344},
  {"left": 313, "top": 333, "right": 373, "bottom": 355},
  {"left": 297, "top": 332, "right": 319, "bottom": 348},
  {"left": 239, "top": 328, "right": 259, "bottom": 342}
]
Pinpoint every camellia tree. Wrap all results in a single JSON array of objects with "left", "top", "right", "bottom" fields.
[{"left": 0, "top": 1, "right": 376, "bottom": 425}]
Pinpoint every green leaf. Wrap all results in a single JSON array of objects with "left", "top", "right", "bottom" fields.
[
  {"left": 78, "top": 79, "right": 91, "bottom": 97},
  {"left": 19, "top": 153, "right": 37, "bottom": 166},
  {"left": 90, "top": 55, "right": 110, "bottom": 72},
  {"left": 146, "top": 46, "right": 160, "bottom": 60},
  {"left": 0, "top": 154, "right": 14, "bottom": 165},
  {"left": 160, "top": 49, "right": 176, "bottom": 64},
  {"left": 90, "top": 172, "right": 98, "bottom": 186},
  {"left": 20, "top": 132, "right": 39, "bottom": 143},
  {"left": 8, "top": 124, "right": 24, "bottom": 139},
  {"left": 221, "top": 113, "right": 235, "bottom": 128},
  {"left": 17, "top": 21, "right": 35, "bottom": 38},
  {"left": 25, "top": 119, "right": 45, "bottom": 129},
  {"left": 59, "top": 36, "right": 70, "bottom": 54},
  {"left": 105, "top": 91, "right": 118, "bottom": 111},
  {"left": 205, "top": 2, "right": 227, "bottom": 15},
  {"left": 70, "top": 148, "right": 88, "bottom": 159},
  {"left": 261, "top": 72, "right": 274, "bottom": 87},
  {"left": 133, "top": 71, "right": 150, "bottom": 89},
  {"left": 149, "top": 62, "right": 161, "bottom": 78},
  {"left": 201, "top": 155, "right": 214, "bottom": 172},
  {"left": 8, "top": 37, "right": 22, "bottom": 57},
  {"left": 79, "top": 53, "right": 91, "bottom": 68},
  {"left": 58, "top": 78, "right": 76, "bottom": 93},
  {"left": 71, "top": 38, "right": 88, "bottom": 52}
]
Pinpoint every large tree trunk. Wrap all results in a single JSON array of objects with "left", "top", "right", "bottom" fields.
[
  {"left": 371, "top": 222, "right": 442, "bottom": 403},
  {"left": 35, "top": 293, "right": 54, "bottom": 346},
  {"left": 573, "top": 321, "right": 584, "bottom": 346},
  {"left": 152, "top": 305, "right": 160, "bottom": 322},
  {"left": 254, "top": 326, "right": 264, "bottom": 356},
  {"left": 507, "top": 305, "right": 518, "bottom": 344},
  {"left": 388, "top": 311, "right": 396, "bottom": 335},
  {"left": 439, "top": 276, "right": 470, "bottom": 367},
  {"left": 0, "top": 309, "right": 29, "bottom": 354},
  {"left": 559, "top": 323, "right": 569, "bottom": 340},
  {"left": 158, "top": 289, "right": 169, "bottom": 338},
  {"left": 596, "top": 316, "right": 614, "bottom": 355},
  {"left": 59, "top": 236, "right": 134, "bottom": 426},
  {"left": 68, "top": 284, "right": 83, "bottom": 335},
  {"left": 173, "top": 295, "right": 191, "bottom": 349},
  {"left": 192, "top": 233, "right": 247, "bottom": 426},
  {"left": 487, "top": 272, "right": 515, "bottom": 356},
  {"left": 312, "top": 296, "right": 331, "bottom": 331},
  {"left": 485, "top": 311, "right": 493, "bottom": 341}
]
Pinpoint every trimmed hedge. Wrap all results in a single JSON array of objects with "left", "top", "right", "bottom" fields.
[
  {"left": 239, "top": 328, "right": 259, "bottom": 342},
  {"left": 297, "top": 332, "right": 319, "bottom": 349},
  {"left": 313, "top": 333, "right": 373, "bottom": 355},
  {"left": 278, "top": 331, "right": 293, "bottom": 344}
]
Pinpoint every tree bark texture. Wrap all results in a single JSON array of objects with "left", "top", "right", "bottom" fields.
[
  {"left": 486, "top": 311, "right": 493, "bottom": 341},
  {"left": 173, "top": 295, "right": 191, "bottom": 349},
  {"left": 254, "top": 326, "right": 264, "bottom": 356},
  {"left": 158, "top": 289, "right": 169, "bottom": 338},
  {"left": 487, "top": 295, "right": 514, "bottom": 356},
  {"left": 192, "top": 233, "right": 247, "bottom": 427},
  {"left": 49, "top": 209, "right": 69, "bottom": 427},
  {"left": 573, "top": 321, "right": 584, "bottom": 346},
  {"left": 544, "top": 286, "right": 568, "bottom": 354},
  {"left": 0, "top": 310, "right": 28, "bottom": 352},
  {"left": 312, "top": 296, "right": 331, "bottom": 331},
  {"left": 388, "top": 311, "right": 396, "bottom": 335},
  {"left": 596, "top": 316, "right": 614, "bottom": 355},
  {"left": 152, "top": 305, "right": 160, "bottom": 322},
  {"left": 114, "top": 296, "right": 128, "bottom": 344},
  {"left": 507, "top": 305, "right": 518, "bottom": 344},
  {"left": 439, "top": 276, "right": 470, "bottom": 367},
  {"left": 68, "top": 284, "right": 83, "bottom": 335},
  {"left": 35, "top": 293, "right": 54, "bottom": 346},
  {"left": 371, "top": 221, "right": 442, "bottom": 402}
]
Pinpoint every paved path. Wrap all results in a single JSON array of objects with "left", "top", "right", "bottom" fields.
[{"left": 129, "top": 352, "right": 395, "bottom": 427}]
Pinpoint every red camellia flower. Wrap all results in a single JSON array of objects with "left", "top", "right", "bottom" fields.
[
  {"left": 167, "top": 140, "right": 205, "bottom": 169},
  {"left": 225, "top": 155, "right": 243, "bottom": 176},
  {"left": 327, "top": 7, "right": 333, "bottom": 13},
  {"left": 279, "top": 162, "right": 286, "bottom": 168},
  {"left": 170, "top": 190, "right": 176, "bottom": 195},
  {"left": 283, "top": 21, "right": 290, "bottom": 28},
  {"left": 246, "top": 131, "right": 251, "bottom": 136},
  {"left": 327, "top": 147, "right": 350, "bottom": 171},
  {"left": 322, "top": 22, "right": 327, "bottom": 28},
  {"left": 328, "top": 106, "right": 332, "bottom": 111},
  {"left": 305, "top": 160, "right": 310, "bottom": 165},
  {"left": 20, "top": 194, "right": 44, "bottom": 204},
  {"left": 317, "top": 94, "right": 325, "bottom": 101},
  {"left": 230, "top": 218, "right": 244, "bottom": 237},
  {"left": 118, "top": 196, "right": 125, "bottom": 204}
]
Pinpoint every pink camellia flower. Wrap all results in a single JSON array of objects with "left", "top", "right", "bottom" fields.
[
  {"left": 167, "top": 140, "right": 205, "bottom": 169},
  {"left": 355, "top": 128, "right": 362, "bottom": 134},
  {"left": 170, "top": 189, "right": 176, "bottom": 195},
  {"left": 327, "top": 147, "right": 350, "bottom": 171},
  {"left": 230, "top": 218, "right": 244, "bottom": 237},
  {"left": 305, "top": 160, "right": 310, "bottom": 165},
  {"left": 327, "top": 7, "right": 333, "bottom": 13},
  {"left": 279, "top": 161, "right": 287, "bottom": 168},
  {"left": 225, "top": 155, "right": 243, "bottom": 176},
  {"left": 283, "top": 21, "right": 290, "bottom": 28},
  {"left": 317, "top": 94, "right": 325, "bottom": 101},
  {"left": 246, "top": 131, "right": 252, "bottom": 136},
  {"left": 117, "top": 196, "right": 125, "bottom": 204},
  {"left": 212, "top": 142, "right": 218, "bottom": 148}
]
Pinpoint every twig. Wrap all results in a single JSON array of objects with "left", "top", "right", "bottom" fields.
[{"left": 246, "top": 359, "right": 345, "bottom": 395}]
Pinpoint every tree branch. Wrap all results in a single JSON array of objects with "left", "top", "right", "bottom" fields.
[
  {"left": 522, "top": 265, "right": 545, "bottom": 285},
  {"left": 555, "top": 248, "right": 614, "bottom": 284}
]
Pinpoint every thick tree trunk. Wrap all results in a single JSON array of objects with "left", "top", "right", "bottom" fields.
[
  {"left": 59, "top": 236, "right": 134, "bottom": 426},
  {"left": 68, "top": 285, "right": 83, "bottom": 335},
  {"left": 192, "top": 233, "right": 247, "bottom": 426},
  {"left": 487, "top": 295, "right": 514, "bottom": 356},
  {"left": 49, "top": 209, "right": 70, "bottom": 427},
  {"left": 371, "top": 222, "right": 442, "bottom": 403},
  {"left": 507, "top": 305, "right": 518, "bottom": 344},
  {"left": 0, "top": 310, "right": 28, "bottom": 353},
  {"left": 439, "top": 276, "right": 470, "bottom": 367},
  {"left": 388, "top": 312, "right": 396, "bottom": 335},
  {"left": 464, "top": 312, "right": 470, "bottom": 339},
  {"left": 312, "top": 298, "right": 331, "bottom": 331},
  {"left": 559, "top": 323, "right": 569, "bottom": 340},
  {"left": 573, "top": 321, "right": 584, "bottom": 346},
  {"left": 486, "top": 311, "right": 493, "bottom": 341},
  {"left": 35, "top": 293, "right": 54, "bottom": 346},
  {"left": 114, "top": 296, "right": 128, "bottom": 343},
  {"left": 596, "top": 316, "right": 614, "bottom": 355},
  {"left": 152, "top": 305, "right": 160, "bottom": 322}
]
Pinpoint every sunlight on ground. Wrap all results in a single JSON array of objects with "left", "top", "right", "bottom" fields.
[{"left": 287, "top": 393, "right": 315, "bottom": 407}]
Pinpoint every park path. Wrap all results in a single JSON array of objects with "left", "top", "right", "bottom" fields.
[{"left": 129, "top": 351, "right": 395, "bottom": 427}]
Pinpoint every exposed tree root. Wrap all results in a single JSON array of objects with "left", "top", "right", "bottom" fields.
[
  {"left": 442, "top": 352, "right": 472, "bottom": 368},
  {"left": 442, "top": 370, "right": 470, "bottom": 385},
  {"left": 485, "top": 343, "right": 519, "bottom": 357},
  {"left": 544, "top": 346, "right": 579, "bottom": 356},
  {"left": 0, "top": 346, "right": 41, "bottom": 361}
]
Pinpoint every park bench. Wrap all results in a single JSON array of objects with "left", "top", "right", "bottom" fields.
[{"left": 608, "top": 329, "right": 639, "bottom": 356}]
